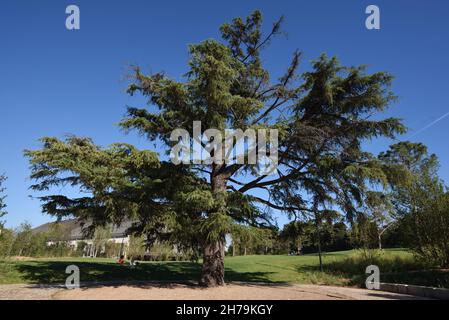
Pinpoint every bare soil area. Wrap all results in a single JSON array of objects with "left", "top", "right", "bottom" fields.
[
  {"left": 51, "top": 283, "right": 425, "bottom": 300},
  {"left": 0, "top": 282, "right": 427, "bottom": 300},
  {"left": 0, "top": 284, "right": 62, "bottom": 300}
]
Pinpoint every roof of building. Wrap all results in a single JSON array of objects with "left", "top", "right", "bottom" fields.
[{"left": 33, "top": 219, "right": 134, "bottom": 241}]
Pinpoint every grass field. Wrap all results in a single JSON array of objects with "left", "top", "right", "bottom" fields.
[{"left": 1, "top": 249, "right": 448, "bottom": 288}]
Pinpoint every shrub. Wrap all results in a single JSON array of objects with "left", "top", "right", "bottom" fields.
[
  {"left": 45, "top": 242, "right": 72, "bottom": 257},
  {"left": 75, "top": 241, "right": 88, "bottom": 257},
  {"left": 326, "top": 249, "right": 426, "bottom": 277},
  {"left": 127, "top": 235, "right": 146, "bottom": 259},
  {"left": 104, "top": 241, "right": 122, "bottom": 258},
  {"left": 148, "top": 242, "right": 174, "bottom": 261},
  {"left": 411, "top": 193, "right": 449, "bottom": 268},
  {"left": 0, "top": 228, "right": 14, "bottom": 258}
]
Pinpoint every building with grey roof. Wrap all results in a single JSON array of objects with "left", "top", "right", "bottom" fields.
[{"left": 33, "top": 219, "right": 135, "bottom": 258}]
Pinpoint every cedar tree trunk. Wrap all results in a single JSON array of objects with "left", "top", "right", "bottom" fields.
[{"left": 199, "top": 170, "right": 228, "bottom": 286}]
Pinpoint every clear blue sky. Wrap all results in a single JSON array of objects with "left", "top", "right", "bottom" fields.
[{"left": 1, "top": 0, "right": 449, "bottom": 228}]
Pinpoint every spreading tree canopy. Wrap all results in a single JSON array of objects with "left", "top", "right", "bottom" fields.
[{"left": 26, "top": 11, "right": 406, "bottom": 286}]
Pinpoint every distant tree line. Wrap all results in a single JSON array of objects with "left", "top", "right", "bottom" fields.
[
  {"left": 0, "top": 220, "right": 198, "bottom": 261},
  {"left": 226, "top": 141, "right": 449, "bottom": 270},
  {"left": 2, "top": 139, "right": 449, "bottom": 270},
  {"left": 0, "top": 221, "right": 78, "bottom": 258}
]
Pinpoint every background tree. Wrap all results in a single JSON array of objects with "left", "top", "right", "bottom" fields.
[
  {"left": 26, "top": 11, "right": 405, "bottom": 286},
  {"left": 412, "top": 190, "right": 449, "bottom": 267},
  {"left": 10, "top": 222, "right": 30, "bottom": 256},
  {"left": 231, "top": 224, "right": 270, "bottom": 256},
  {"left": 148, "top": 242, "right": 174, "bottom": 261},
  {"left": 10, "top": 222, "right": 35, "bottom": 257},
  {"left": 44, "top": 222, "right": 73, "bottom": 257},
  {"left": 280, "top": 220, "right": 312, "bottom": 255},
  {"left": 279, "top": 217, "right": 350, "bottom": 255},
  {"left": 380, "top": 142, "right": 449, "bottom": 266},
  {"left": 256, "top": 228, "right": 277, "bottom": 255},
  {"left": 0, "top": 174, "right": 7, "bottom": 230},
  {"left": 311, "top": 208, "right": 342, "bottom": 271},
  {"left": 91, "top": 225, "right": 112, "bottom": 258},
  {"left": 379, "top": 142, "right": 439, "bottom": 219},
  {"left": 47, "top": 222, "right": 72, "bottom": 242},
  {"left": 363, "top": 191, "right": 396, "bottom": 250},
  {"left": 0, "top": 175, "right": 11, "bottom": 257},
  {"left": 75, "top": 240, "right": 89, "bottom": 257},
  {"left": 0, "top": 228, "right": 14, "bottom": 258},
  {"left": 127, "top": 234, "right": 147, "bottom": 259}
]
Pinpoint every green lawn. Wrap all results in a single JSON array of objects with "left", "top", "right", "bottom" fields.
[{"left": 1, "top": 249, "right": 448, "bottom": 288}]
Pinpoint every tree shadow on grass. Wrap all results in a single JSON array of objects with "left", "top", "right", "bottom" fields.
[
  {"left": 13, "top": 261, "right": 200, "bottom": 285},
  {"left": 224, "top": 268, "right": 287, "bottom": 285},
  {"left": 11, "top": 260, "right": 283, "bottom": 287}
]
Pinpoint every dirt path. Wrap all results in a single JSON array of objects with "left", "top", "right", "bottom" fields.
[
  {"left": 0, "top": 284, "right": 63, "bottom": 300},
  {"left": 0, "top": 282, "right": 426, "bottom": 300}
]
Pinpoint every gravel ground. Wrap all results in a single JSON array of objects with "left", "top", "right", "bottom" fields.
[{"left": 0, "top": 282, "right": 426, "bottom": 300}]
